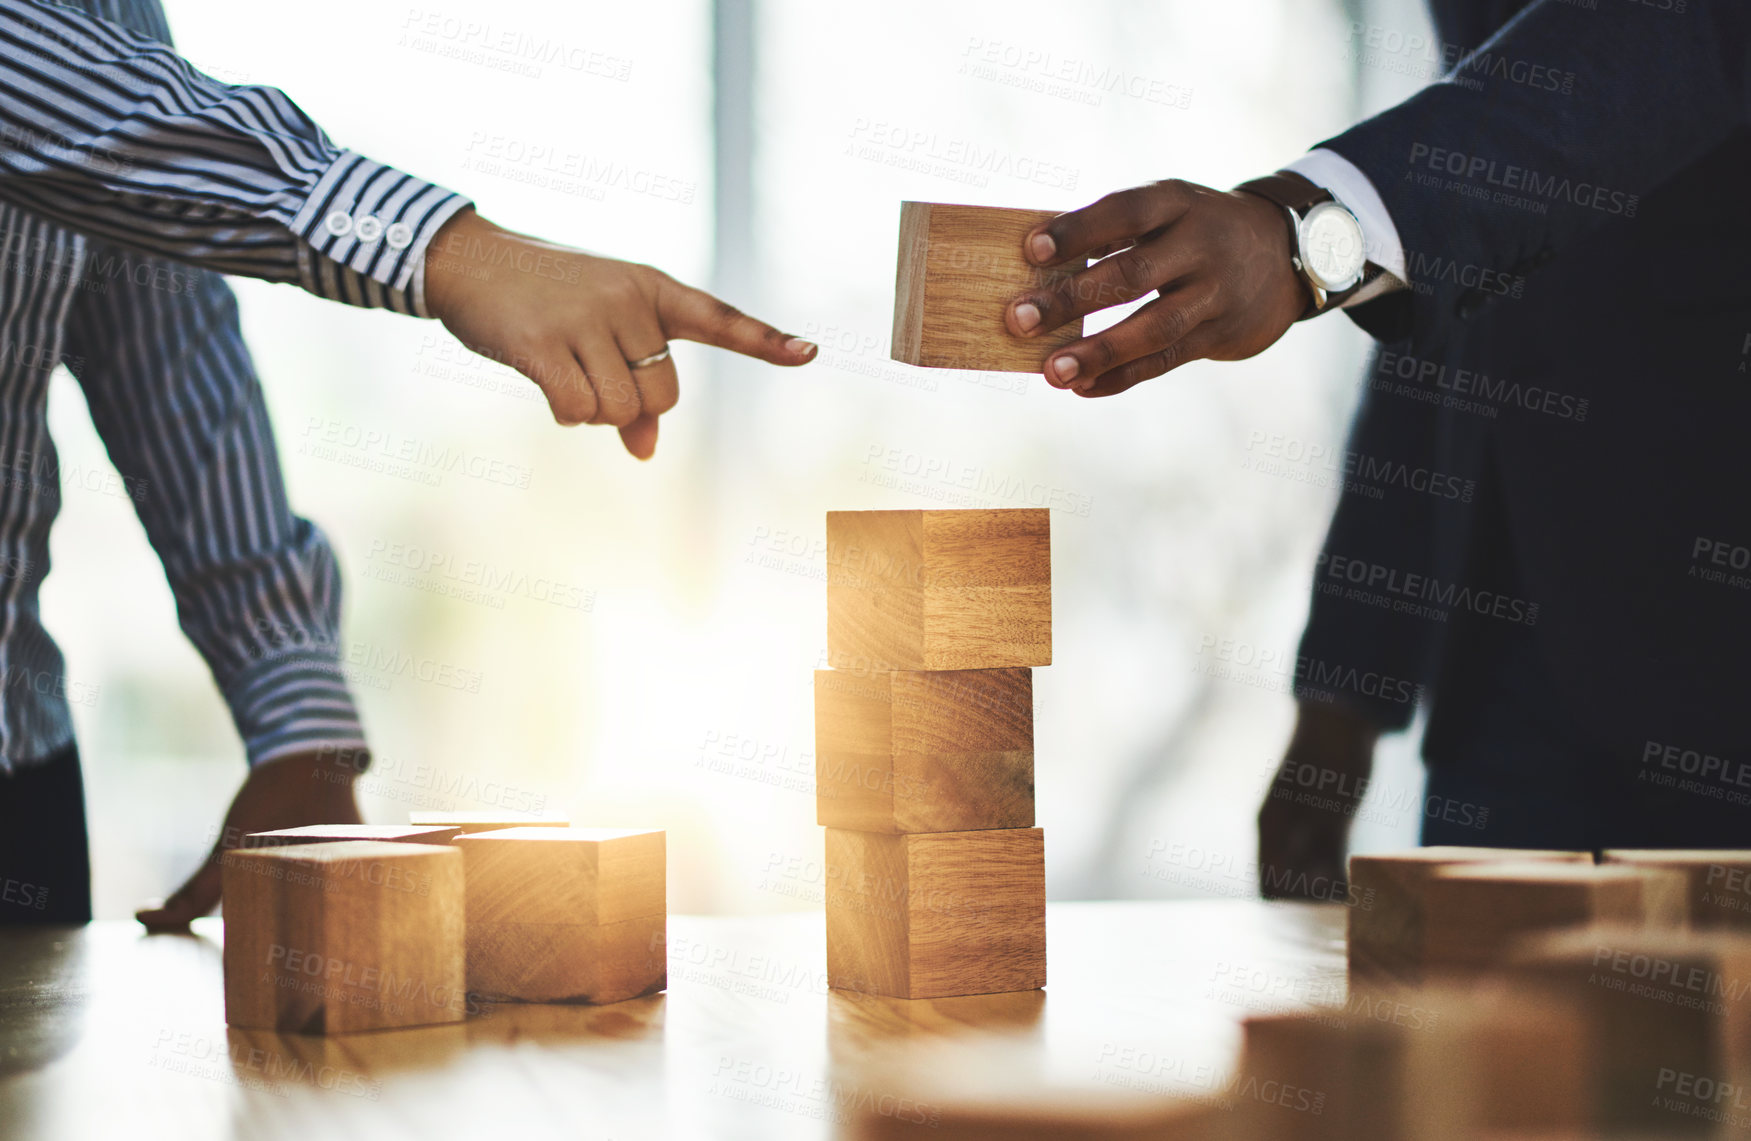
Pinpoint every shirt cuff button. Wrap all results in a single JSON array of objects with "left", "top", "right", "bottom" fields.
[
  {"left": 354, "top": 216, "right": 384, "bottom": 242},
  {"left": 323, "top": 210, "right": 354, "bottom": 237},
  {"left": 385, "top": 222, "right": 414, "bottom": 250}
]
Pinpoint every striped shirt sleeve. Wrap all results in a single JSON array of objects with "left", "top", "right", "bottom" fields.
[
  {"left": 61, "top": 258, "right": 372, "bottom": 769},
  {"left": 0, "top": 0, "right": 471, "bottom": 317}
]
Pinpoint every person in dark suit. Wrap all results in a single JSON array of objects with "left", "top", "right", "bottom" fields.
[{"left": 1002, "top": 0, "right": 1751, "bottom": 871}]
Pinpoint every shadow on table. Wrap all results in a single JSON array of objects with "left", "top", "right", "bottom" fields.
[
  {"left": 221, "top": 991, "right": 668, "bottom": 1092},
  {"left": 827, "top": 987, "right": 1045, "bottom": 1050}
]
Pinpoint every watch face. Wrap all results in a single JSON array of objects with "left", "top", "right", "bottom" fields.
[{"left": 1298, "top": 201, "right": 1365, "bottom": 292}]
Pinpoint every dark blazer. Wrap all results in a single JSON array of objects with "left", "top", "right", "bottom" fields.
[{"left": 1296, "top": 0, "right": 1751, "bottom": 757}]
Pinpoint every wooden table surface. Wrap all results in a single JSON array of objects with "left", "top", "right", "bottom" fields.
[{"left": 0, "top": 901, "right": 1344, "bottom": 1141}]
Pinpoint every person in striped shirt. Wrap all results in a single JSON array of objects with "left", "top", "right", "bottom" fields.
[{"left": 0, "top": 0, "right": 815, "bottom": 926}]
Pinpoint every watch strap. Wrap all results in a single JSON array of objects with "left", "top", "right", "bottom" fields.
[{"left": 1234, "top": 171, "right": 1331, "bottom": 215}]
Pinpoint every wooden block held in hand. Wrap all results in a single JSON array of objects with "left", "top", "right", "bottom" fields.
[
  {"left": 1347, "top": 846, "right": 1591, "bottom": 987},
  {"left": 407, "top": 811, "right": 569, "bottom": 834},
  {"left": 1504, "top": 926, "right": 1751, "bottom": 1133},
  {"left": 826, "top": 827, "right": 1044, "bottom": 999},
  {"left": 247, "top": 824, "right": 462, "bottom": 847},
  {"left": 1602, "top": 849, "right": 1751, "bottom": 929},
  {"left": 891, "top": 202, "right": 1083, "bottom": 374},
  {"left": 454, "top": 826, "right": 666, "bottom": 1004},
  {"left": 827, "top": 509, "right": 1050, "bottom": 672},
  {"left": 1422, "top": 862, "right": 1688, "bottom": 972},
  {"left": 223, "top": 841, "right": 465, "bottom": 1034},
  {"left": 815, "top": 667, "right": 1033, "bottom": 833}
]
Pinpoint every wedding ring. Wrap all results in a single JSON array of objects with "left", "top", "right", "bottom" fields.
[{"left": 628, "top": 347, "right": 671, "bottom": 369}]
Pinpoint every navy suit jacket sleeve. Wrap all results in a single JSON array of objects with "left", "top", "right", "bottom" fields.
[{"left": 1322, "top": 0, "right": 1751, "bottom": 344}]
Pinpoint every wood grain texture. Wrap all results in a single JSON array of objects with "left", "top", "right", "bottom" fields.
[
  {"left": 406, "top": 812, "right": 569, "bottom": 834},
  {"left": 826, "top": 827, "right": 1045, "bottom": 1000},
  {"left": 815, "top": 667, "right": 1034, "bottom": 833},
  {"left": 1421, "top": 862, "right": 1688, "bottom": 972},
  {"left": 246, "top": 824, "right": 462, "bottom": 847},
  {"left": 827, "top": 509, "right": 1051, "bottom": 672},
  {"left": 465, "top": 915, "right": 666, "bottom": 1005},
  {"left": 221, "top": 841, "right": 465, "bottom": 1034},
  {"left": 1347, "top": 846, "right": 1591, "bottom": 988},
  {"left": 891, "top": 202, "right": 1082, "bottom": 373},
  {"left": 454, "top": 827, "right": 666, "bottom": 1003},
  {"left": 1503, "top": 926, "right": 1751, "bottom": 1133},
  {"left": 1602, "top": 849, "right": 1751, "bottom": 929}
]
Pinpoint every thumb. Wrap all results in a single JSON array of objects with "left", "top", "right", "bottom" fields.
[{"left": 136, "top": 857, "right": 222, "bottom": 932}]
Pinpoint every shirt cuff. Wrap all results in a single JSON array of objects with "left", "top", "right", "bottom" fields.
[
  {"left": 1284, "top": 148, "right": 1407, "bottom": 302},
  {"left": 222, "top": 652, "right": 371, "bottom": 769},
  {"left": 289, "top": 151, "right": 473, "bottom": 317}
]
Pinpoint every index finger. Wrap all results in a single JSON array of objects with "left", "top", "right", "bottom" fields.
[
  {"left": 1026, "top": 181, "right": 1195, "bottom": 266},
  {"left": 658, "top": 279, "right": 817, "bottom": 366}
]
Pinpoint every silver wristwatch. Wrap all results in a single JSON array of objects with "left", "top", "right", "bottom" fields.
[{"left": 1235, "top": 173, "right": 1377, "bottom": 318}]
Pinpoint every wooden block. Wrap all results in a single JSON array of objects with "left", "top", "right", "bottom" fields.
[
  {"left": 1437, "top": 985, "right": 1595, "bottom": 1135},
  {"left": 407, "top": 811, "right": 569, "bottom": 834},
  {"left": 848, "top": 1037, "right": 1229, "bottom": 1140},
  {"left": 454, "top": 826, "right": 665, "bottom": 1003},
  {"left": 815, "top": 667, "right": 1033, "bottom": 833},
  {"left": 1422, "top": 862, "right": 1688, "bottom": 973},
  {"left": 891, "top": 202, "right": 1083, "bottom": 373},
  {"left": 826, "top": 827, "right": 1044, "bottom": 999},
  {"left": 1503, "top": 926, "right": 1751, "bottom": 1133},
  {"left": 1239, "top": 984, "right": 1591, "bottom": 1141},
  {"left": 827, "top": 509, "right": 1050, "bottom": 672},
  {"left": 222, "top": 841, "right": 464, "bottom": 1034},
  {"left": 247, "top": 824, "right": 462, "bottom": 847},
  {"left": 855, "top": 1091, "right": 1226, "bottom": 1140},
  {"left": 1603, "top": 849, "right": 1751, "bottom": 930},
  {"left": 1239, "top": 1008, "right": 1472, "bottom": 1141},
  {"left": 1347, "top": 846, "right": 1592, "bottom": 987}
]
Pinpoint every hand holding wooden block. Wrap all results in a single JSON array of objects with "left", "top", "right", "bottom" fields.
[
  {"left": 827, "top": 509, "right": 1051, "bottom": 672},
  {"left": 826, "top": 827, "right": 1045, "bottom": 999},
  {"left": 247, "top": 824, "right": 462, "bottom": 847},
  {"left": 892, "top": 202, "right": 1083, "bottom": 374},
  {"left": 408, "top": 811, "right": 569, "bottom": 834},
  {"left": 223, "top": 840, "right": 465, "bottom": 1034},
  {"left": 815, "top": 667, "right": 1033, "bottom": 833},
  {"left": 455, "top": 826, "right": 666, "bottom": 1004},
  {"left": 1602, "top": 849, "right": 1751, "bottom": 929},
  {"left": 1421, "top": 862, "right": 1687, "bottom": 972},
  {"left": 1347, "top": 846, "right": 1591, "bottom": 986}
]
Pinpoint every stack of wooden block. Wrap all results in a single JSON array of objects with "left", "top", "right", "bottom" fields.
[
  {"left": 222, "top": 813, "right": 666, "bottom": 1034},
  {"left": 818, "top": 507, "right": 1050, "bottom": 999}
]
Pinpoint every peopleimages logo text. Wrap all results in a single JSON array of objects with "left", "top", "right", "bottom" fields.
[
  {"left": 1316, "top": 553, "right": 1539, "bottom": 625},
  {"left": 1408, "top": 143, "right": 1638, "bottom": 217}
]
